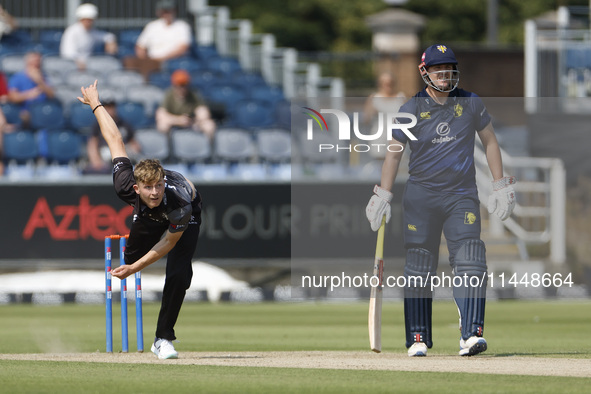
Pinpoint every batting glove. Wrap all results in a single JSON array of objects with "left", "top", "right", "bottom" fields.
[
  {"left": 487, "top": 176, "right": 516, "bottom": 221},
  {"left": 366, "top": 185, "right": 393, "bottom": 231}
]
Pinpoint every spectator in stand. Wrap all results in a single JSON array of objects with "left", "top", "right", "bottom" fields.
[
  {"left": 7, "top": 51, "right": 55, "bottom": 126},
  {"left": 363, "top": 72, "right": 406, "bottom": 160},
  {"left": 0, "top": 70, "right": 9, "bottom": 103},
  {"left": 60, "top": 3, "right": 118, "bottom": 70},
  {"left": 0, "top": 105, "right": 18, "bottom": 176},
  {"left": 0, "top": 5, "right": 17, "bottom": 40},
  {"left": 85, "top": 98, "right": 141, "bottom": 174},
  {"left": 125, "top": 0, "right": 192, "bottom": 80},
  {"left": 155, "top": 70, "right": 216, "bottom": 139}
]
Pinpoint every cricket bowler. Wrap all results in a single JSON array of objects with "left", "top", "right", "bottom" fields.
[{"left": 78, "top": 80, "right": 202, "bottom": 360}]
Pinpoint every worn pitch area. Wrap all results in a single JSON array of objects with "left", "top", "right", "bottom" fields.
[{"left": 1, "top": 351, "right": 589, "bottom": 378}]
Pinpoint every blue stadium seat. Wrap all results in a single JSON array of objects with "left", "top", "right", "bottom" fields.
[
  {"left": 162, "top": 56, "right": 204, "bottom": 73},
  {"left": 274, "top": 100, "right": 291, "bottom": 130},
  {"left": 0, "top": 30, "right": 32, "bottom": 47},
  {"left": 29, "top": 100, "right": 65, "bottom": 130},
  {"left": 39, "top": 29, "right": 64, "bottom": 53},
  {"left": 117, "top": 43, "right": 136, "bottom": 59},
  {"left": 206, "top": 56, "right": 242, "bottom": 76},
  {"left": 256, "top": 129, "right": 291, "bottom": 163},
  {"left": 66, "top": 70, "right": 105, "bottom": 89},
  {"left": 0, "top": 54, "right": 25, "bottom": 74},
  {"left": 148, "top": 71, "right": 172, "bottom": 89},
  {"left": 106, "top": 70, "right": 144, "bottom": 91},
  {"left": 0, "top": 44, "right": 18, "bottom": 56},
  {"left": 171, "top": 129, "right": 211, "bottom": 163},
  {"left": 201, "top": 82, "right": 247, "bottom": 112},
  {"left": 118, "top": 29, "right": 142, "bottom": 47},
  {"left": 117, "top": 101, "right": 147, "bottom": 129},
  {"left": 5, "top": 30, "right": 32, "bottom": 44},
  {"left": 33, "top": 43, "right": 59, "bottom": 56},
  {"left": 39, "top": 29, "right": 64, "bottom": 46},
  {"left": 192, "top": 44, "right": 219, "bottom": 60},
  {"left": 0, "top": 102, "right": 22, "bottom": 125},
  {"left": 46, "top": 129, "right": 83, "bottom": 164},
  {"left": 42, "top": 55, "right": 78, "bottom": 78},
  {"left": 189, "top": 70, "right": 222, "bottom": 91},
  {"left": 126, "top": 84, "right": 164, "bottom": 116},
  {"left": 299, "top": 132, "right": 339, "bottom": 164},
  {"left": 91, "top": 40, "right": 106, "bottom": 56},
  {"left": 2, "top": 130, "right": 38, "bottom": 163},
  {"left": 231, "top": 98, "right": 276, "bottom": 130},
  {"left": 85, "top": 55, "right": 123, "bottom": 74},
  {"left": 68, "top": 101, "right": 96, "bottom": 133},
  {"left": 249, "top": 83, "right": 285, "bottom": 102},
  {"left": 231, "top": 71, "right": 265, "bottom": 88},
  {"left": 46, "top": 70, "right": 65, "bottom": 86},
  {"left": 98, "top": 86, "right": 127, "bottom": 103},
  {"left": 135, "top": 128, "right": 169, "bottom": 161},
  {"left": 214, "top": 128, "right": 256, "bottom": 163},
  {"left": 53, "top": 86, "right": 83, "bottom": 112},
  {"left": 0, "top": 31, "right": 33, "bottom": 55}
]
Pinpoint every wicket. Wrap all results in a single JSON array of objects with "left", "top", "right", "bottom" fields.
[{"left": 105, "top": 235, "right": 144, "bottom": 353}]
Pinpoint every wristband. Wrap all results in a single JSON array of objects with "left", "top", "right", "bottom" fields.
[{"left": 92, "top": 104, "right": 103, "bottom": 113}]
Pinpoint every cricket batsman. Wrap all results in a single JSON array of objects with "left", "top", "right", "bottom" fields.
[{"left": 365, "top": 44, "right": 516, "bottom": 356}]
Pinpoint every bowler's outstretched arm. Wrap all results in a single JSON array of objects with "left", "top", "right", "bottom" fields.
[{"left": 78, "top": 80, "right": 128, "bottom": 160}]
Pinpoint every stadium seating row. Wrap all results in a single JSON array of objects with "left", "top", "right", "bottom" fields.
[
  {"left": 3, "top": 127, "right": 292, "bottom": 168},
  {"left": 1, "top": 95, "right": 290, "bottom": 132},
  {"left": 0, "top": 29, "right": 294, "bottom": 179},
  {"left": 0, "top": 28, "right": 220, "bottom": 61}
]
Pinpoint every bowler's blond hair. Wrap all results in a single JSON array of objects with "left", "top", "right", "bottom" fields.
[{"left": 134, "top": 159, "right": 165, "bottom": 184}]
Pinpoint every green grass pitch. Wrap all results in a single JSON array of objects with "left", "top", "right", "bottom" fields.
[{"left": 0, "top": 300, "right": 590, "bottom": 393}]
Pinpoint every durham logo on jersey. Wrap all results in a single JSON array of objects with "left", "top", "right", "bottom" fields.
[{"left": 437, "top": 45, "right": 447, "bottom": 53}]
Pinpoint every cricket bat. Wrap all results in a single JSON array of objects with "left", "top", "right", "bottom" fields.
[{"left": 368, "top": 216, "right": 386, "bottom": 353}]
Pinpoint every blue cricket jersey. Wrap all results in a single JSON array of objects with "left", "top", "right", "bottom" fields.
[{"left": 393, "top": 88, "right": 491, "bottom": 195}]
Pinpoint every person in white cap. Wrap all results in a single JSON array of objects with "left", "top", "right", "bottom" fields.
[{"left": 60, "top": 3, "right": 118, "bottom": 70}]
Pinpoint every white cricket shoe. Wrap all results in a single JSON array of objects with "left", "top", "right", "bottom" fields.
[
  {"left": 408, "top": 342, "right": 427, "bottom": 357},
  {"left": 151, "top": 338, "right": 178, "bottom": 359},
  {"left": 459, "top": 336, "right": 487, "bottom": 356}
]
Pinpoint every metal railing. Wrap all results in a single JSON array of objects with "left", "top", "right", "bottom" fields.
[
  {"left": 195, "top": 3, "right": 344, "bottom": 99},
  {"left": 474, "top": 144, "right": 566, "bottom": 264}
]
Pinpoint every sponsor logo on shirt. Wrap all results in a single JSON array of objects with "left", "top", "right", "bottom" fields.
[{"left": 432, "top": 122, "right": 457, "bottom": 144}]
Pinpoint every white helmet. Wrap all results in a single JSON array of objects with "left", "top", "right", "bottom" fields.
[{"left": 76, "top": 3, "right": 98, "bottom": 20}]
